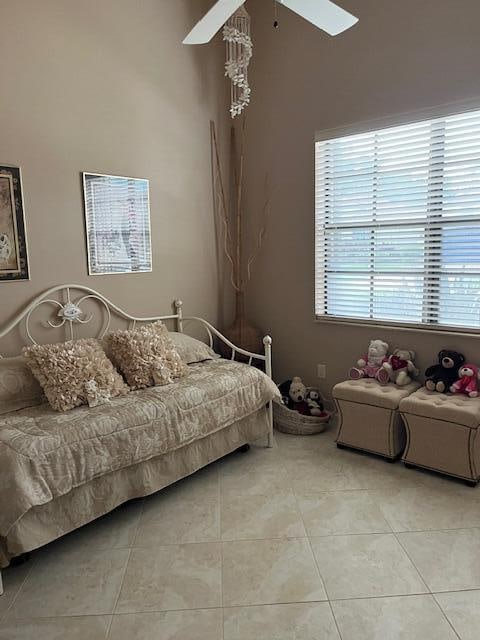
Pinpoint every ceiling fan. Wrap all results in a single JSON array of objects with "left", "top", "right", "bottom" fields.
[{"left": 183, "top": 0, "right": 358, "bottom": 45}]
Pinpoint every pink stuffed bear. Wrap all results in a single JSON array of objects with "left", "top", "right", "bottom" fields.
[
  {"left": 349, "top": 339, "right": 390, "bottom": 385},
  {"left": 450, "top": 364, "right": 480, "bottom": 398}
]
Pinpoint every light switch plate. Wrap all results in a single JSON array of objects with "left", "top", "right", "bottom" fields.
[{"left": 317, "top": 364, "right": 326, "bottom": 379}]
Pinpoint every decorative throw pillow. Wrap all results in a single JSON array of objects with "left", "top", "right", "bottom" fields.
[
  {"left": 0, "top": 356, "right": 45, "bottom": 415},
  {"left": 106, "top": 321, "right": 187, "bottom": 390},
  {"left": 169, "top": 332, "right": 220, "bottom": 364},
  {"left": 23, "top": 339, "right": 129, "bottom": 412}
]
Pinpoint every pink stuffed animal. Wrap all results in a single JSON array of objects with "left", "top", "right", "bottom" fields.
[
  {"left": 450, "top": 364, "right": 480, "bottom": 398},
  {"left": 349, "top": 339, "right": 390, "bottom": 385}
]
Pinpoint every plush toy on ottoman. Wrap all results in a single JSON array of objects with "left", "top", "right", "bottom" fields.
[
  {"left": 450, "top": 364, "right": 480, "bottom": 398},
  {"left": 425, "top": 350, "right": 465, "bottom": 393},
  {"left": 349, "top": 339, "right": 390, "bottom": 384},
  {"left": 382, "top": 348, "right": 419, "bottom": 386}
]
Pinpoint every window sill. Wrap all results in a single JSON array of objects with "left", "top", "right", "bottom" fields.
[{"left": 314, "top": 315, "right": 480, "bottom": 338}]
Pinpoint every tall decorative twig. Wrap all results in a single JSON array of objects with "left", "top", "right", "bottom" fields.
[
  {"left": 211, "top": 121, "right": 240, "bottom": 293},
  {"left": 247, "top": 174, "right": 271, "bottom": 282},
  {"left": 210, "top": 119, "right": 270, "bottom": 295}
]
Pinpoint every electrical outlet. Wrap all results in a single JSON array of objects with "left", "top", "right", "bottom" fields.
[{"left": 317, "top": 364, "right": 326, "bottom": 379}]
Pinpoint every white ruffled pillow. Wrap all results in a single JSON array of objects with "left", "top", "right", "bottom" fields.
[
  {"left": 106, "top": 322, "right": 187, "bottom": 391},
  {"left": 23, "top": 339, "right": 129, "bottom": 412}
]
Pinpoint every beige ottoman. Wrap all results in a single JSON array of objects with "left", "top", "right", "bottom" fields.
[
  {"left": 333, "top": 379, "right": 420, "bottom": 460},
  {"left": 400, "top": 388, "right": 480, "bottom": 485}
]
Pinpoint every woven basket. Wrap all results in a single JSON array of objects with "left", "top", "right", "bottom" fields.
[{"left": 273, "top": 397, "right": 330, "bottom": 436}]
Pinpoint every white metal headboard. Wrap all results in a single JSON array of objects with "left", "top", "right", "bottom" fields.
[
  {"left": 0, "top": 284, "right": 185, "bottom": 351},
  {"left": 0, "top": 284, "right": 272, "bottom": 365}
]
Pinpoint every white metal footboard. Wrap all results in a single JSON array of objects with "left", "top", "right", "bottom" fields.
[{"left": 175, "top": 301, "right": 274, "bottom": 448}]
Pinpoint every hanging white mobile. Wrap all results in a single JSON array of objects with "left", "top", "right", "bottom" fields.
[{"left": 223, "top": 6, "right": 252, "bottom": 118}]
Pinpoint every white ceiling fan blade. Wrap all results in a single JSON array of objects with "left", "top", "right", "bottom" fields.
[
  {"left": 278, "top": 0, "right": 358, "bottom": 36},
  {"left": 183, "top": 0, "right": 246, "bottom": 44}
]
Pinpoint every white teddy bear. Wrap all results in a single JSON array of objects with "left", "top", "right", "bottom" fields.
[{"left": 349, "top": 339, "right": 390, "bottom": 384}]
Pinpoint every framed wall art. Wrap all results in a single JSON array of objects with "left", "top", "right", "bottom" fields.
[
  {"left": 82, "top": 172, "right": 152, "bottom": 275},
  {"left": 0, "top": 165, "right": 29, "bottom": 282}
]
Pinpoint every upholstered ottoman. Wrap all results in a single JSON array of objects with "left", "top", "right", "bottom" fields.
[
  {"left": 400, "top": 389, "right": 480, "bottom": 484},
  {"left": 333, "top": 379, "right": 420, "bottom": 460}
]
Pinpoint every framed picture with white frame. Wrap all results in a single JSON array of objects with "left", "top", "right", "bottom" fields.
[{"left": 82, "top": 172, "right": 152, "bottom": 275}]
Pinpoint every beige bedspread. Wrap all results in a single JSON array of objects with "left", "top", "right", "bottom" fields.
[{"left": 0, "top": 359, "right": 279, "bottom": 538}]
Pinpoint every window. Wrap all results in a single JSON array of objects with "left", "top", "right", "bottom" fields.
[{"left": 315, "top": 108, "right": 480, "bottom": 330}]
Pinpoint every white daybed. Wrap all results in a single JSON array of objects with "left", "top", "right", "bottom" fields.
[{"left": 0, "top": 285, "right": 278, "bottom": 594}]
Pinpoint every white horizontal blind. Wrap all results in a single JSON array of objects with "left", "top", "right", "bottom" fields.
[{"left": 315, "top": 108, "right": 480, "bottom": 329}]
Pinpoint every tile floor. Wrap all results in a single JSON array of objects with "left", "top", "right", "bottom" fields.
[{"left": 1, "top": 426, "right": 480, "bottom": 639}]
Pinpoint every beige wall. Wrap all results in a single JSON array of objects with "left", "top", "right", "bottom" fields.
[
  {"left": 0, "top": 0, "right": 228, "bottom": 355},
  {"left": 243, "top": 0, "right": 480, "bottom": 396}
]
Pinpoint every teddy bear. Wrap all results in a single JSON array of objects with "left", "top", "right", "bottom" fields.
[
  {"left": 381, "top": 348, "right": 419, "bottom": 386},
  {"left": 349, "top": 339, "right": 390, "bottom": 384},
  {"left": 425, "top": 350, "right": 466, "bottom": 393},
  {"left": 306, "top": 388, "right": 325, "bottom": 416},
  {"left": 278, "top": 377, "right": 310, "bottom": 415},
  {"left": 450, "top": 364, "right": 480, "bottom": 398}
]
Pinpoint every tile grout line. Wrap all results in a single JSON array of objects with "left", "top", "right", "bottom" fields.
[
  {"left": 0, "top": 555, "right": 37, "bottom": 623},
  {"left": 3, "top": 612, "right": 120, "bottom": 621},
  {"left": 373, "top": 498, "right": 432, "bottom": 598},
  {"left": 327, "top": 590, "right": 458, "bottom": 603},
  {"left": 281, "top": 434, "right": 472, "bottom": 639},
  {"left": 386, "top": 506, "right": 462, "bottom": 638},
  {"left": 299, "top": 431, "right": 471, "bottom": 638},
  {"left": 283, "top": 438, "right": 346, "bottom": 640},
  {"left": 104, "top": 499, "right": 145, "bottom": 639},
  {"left": 127, "top": 524, "right": 480, "bottom": 550},
  {"left": 217, "top": 472, "right": 225, "bottom": 640},
  {"left": 239, "top": 436, "right": 336, "bottom": 620},
  {"left": 284, "top": 438, "right": 343, "bottom": 640},
  {"left": 9, "top": 591, "right": 480, "bottom": 620},
  {"left": 431, "top": 593, "right": 462, "bottom": 640}
]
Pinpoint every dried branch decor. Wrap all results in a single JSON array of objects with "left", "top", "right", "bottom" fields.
[
  {"left": 211, "top": 120, "right": 270, "bottom": 294},
  {"left": 210, "top": 119, "right": 270, "bottom": 353}
]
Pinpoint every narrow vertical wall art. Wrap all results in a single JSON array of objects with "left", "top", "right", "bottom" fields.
[
  {"left": 83, "top": 172, "right": 152, "bottom": 275},
  {"left": 0, "top": 165, "right": 29, "bottom": 282}
]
